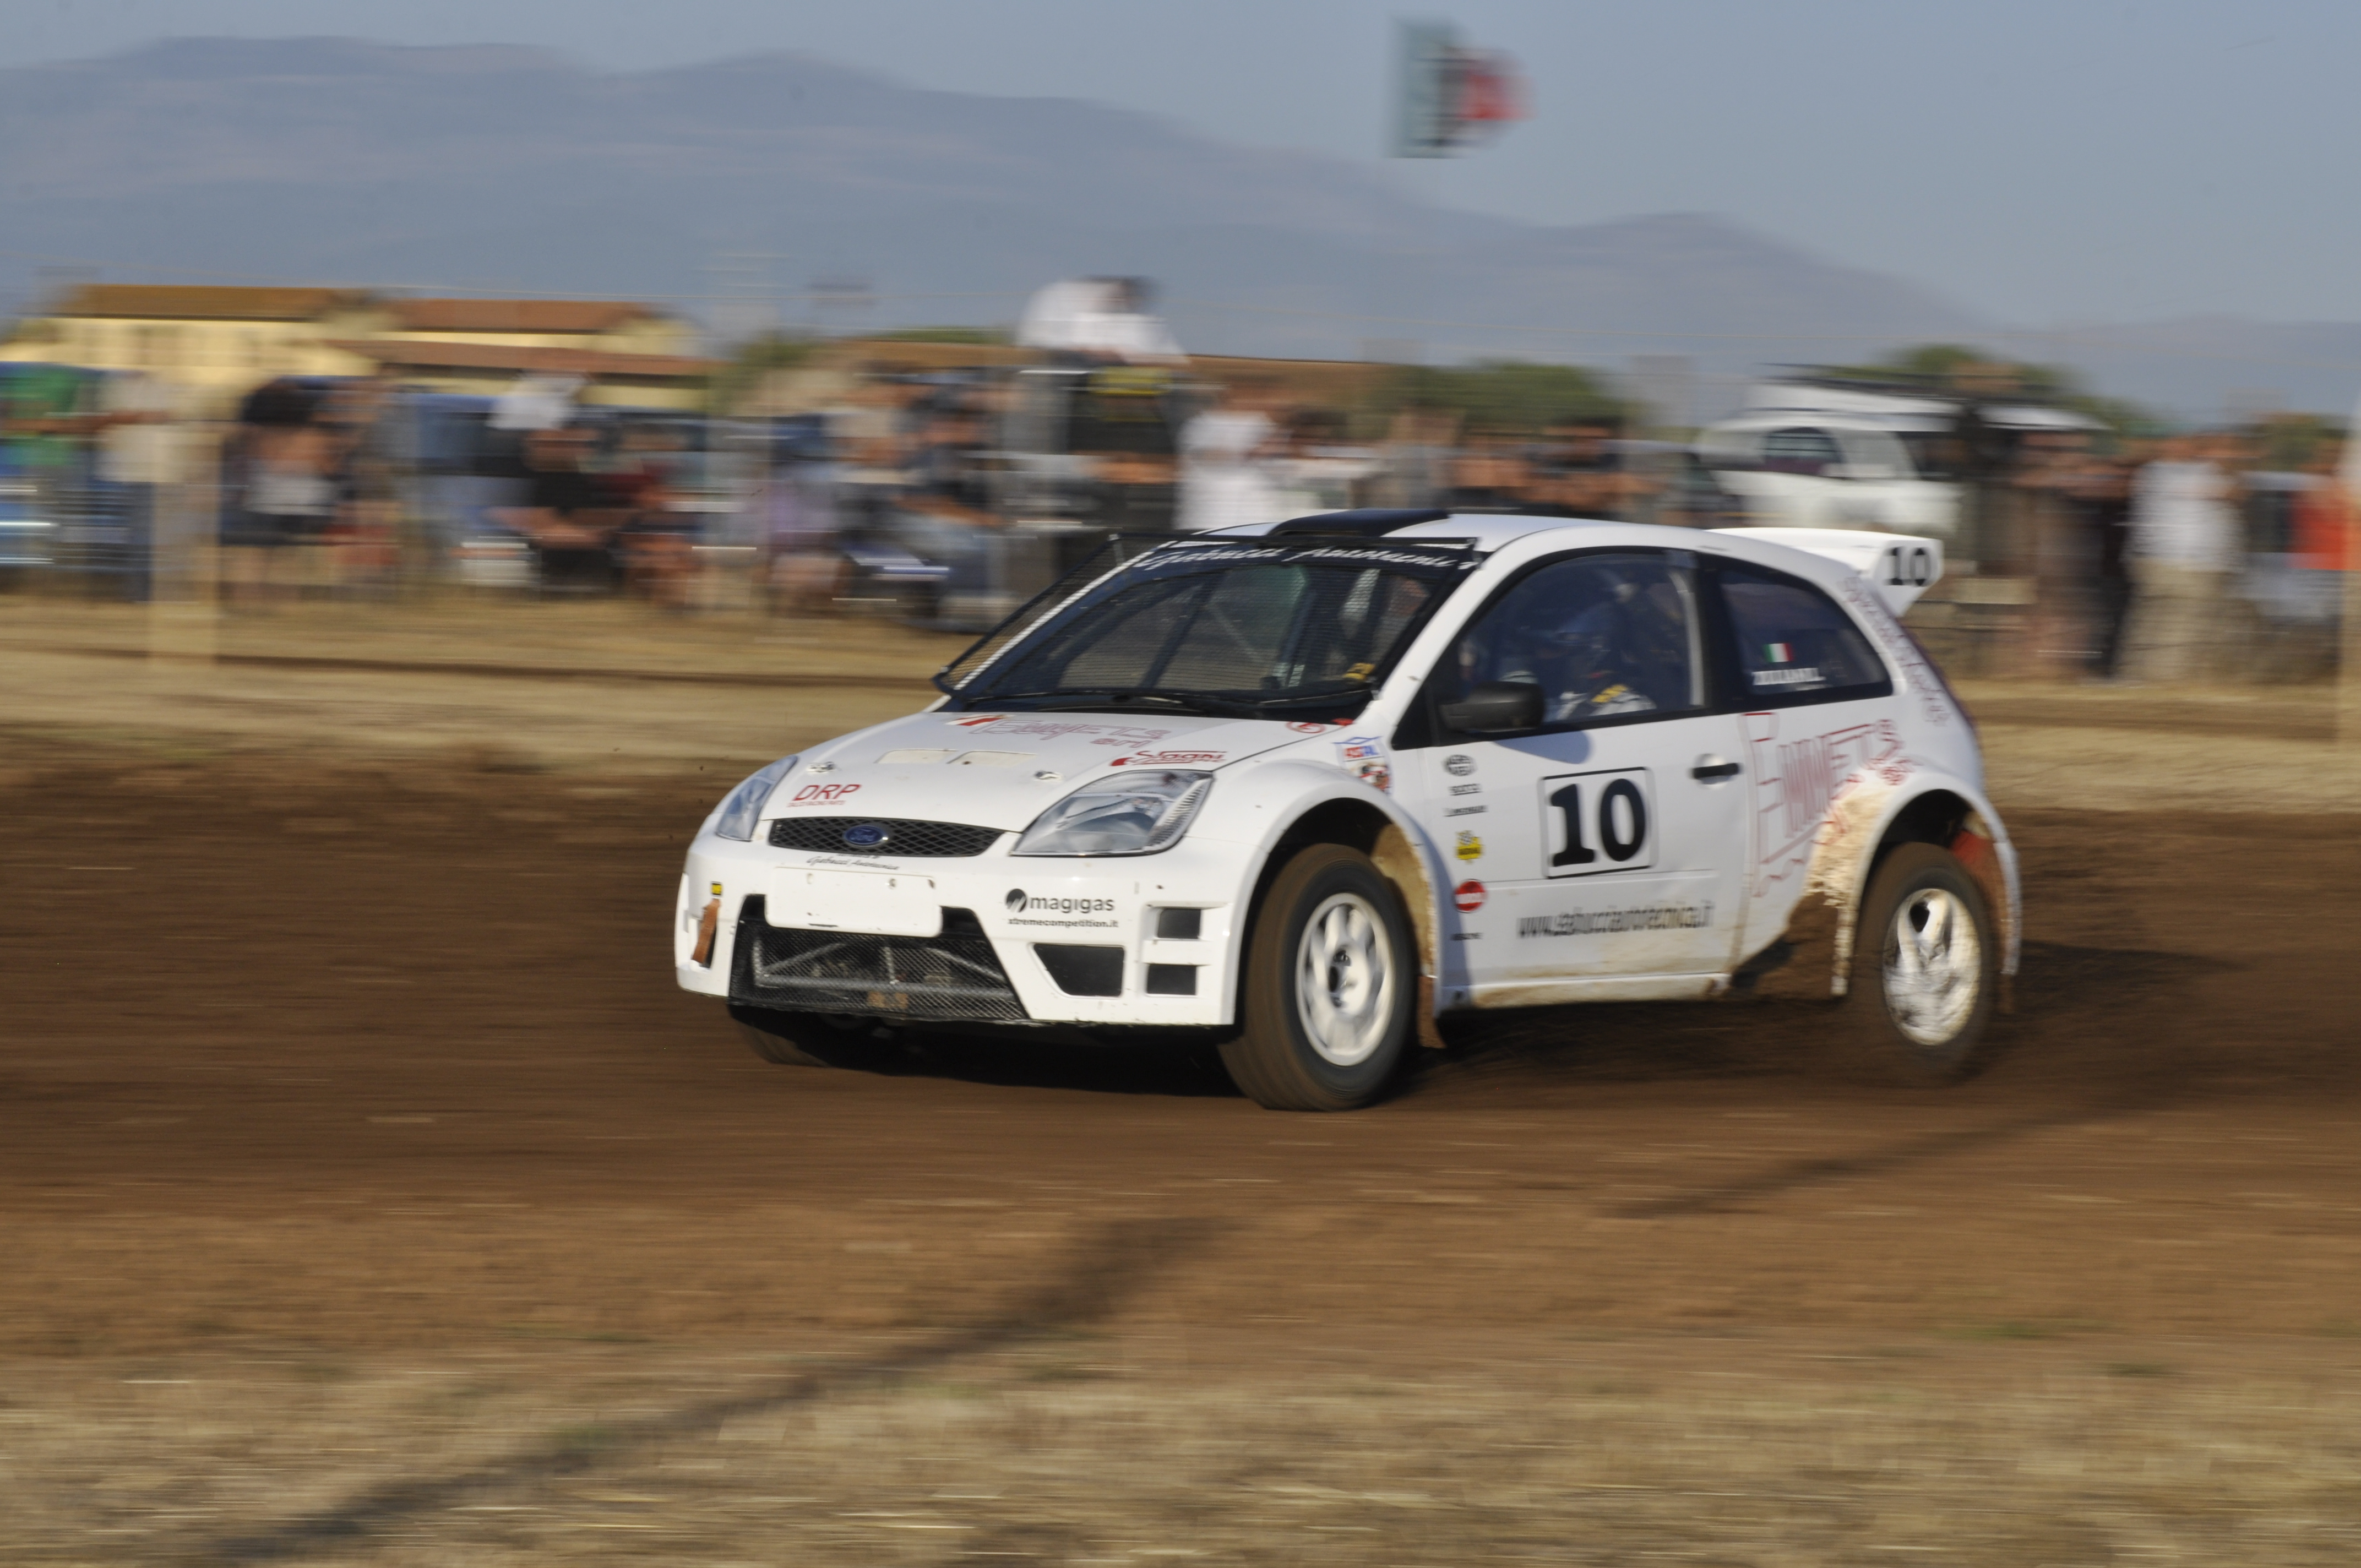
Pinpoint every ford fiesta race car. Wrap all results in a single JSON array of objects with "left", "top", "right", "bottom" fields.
[{"left": 676, "top": 509, "right": 2015, "bottom": 1110}]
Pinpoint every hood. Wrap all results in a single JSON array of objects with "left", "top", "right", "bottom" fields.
[{"left": 763, "top": 709, "right": 1339, "bottom": 833}]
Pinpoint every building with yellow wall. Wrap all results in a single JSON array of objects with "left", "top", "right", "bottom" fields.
[
  {"left": 2, "top": 286, "right": 711, "bottom": 412},
  {"left": 0, "top": 285, "right": 380, "bottom": 409}
]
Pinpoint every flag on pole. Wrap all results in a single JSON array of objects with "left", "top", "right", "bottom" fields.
[{"left": 1393, "top": 20, "right": 1526, "bottom": 158}]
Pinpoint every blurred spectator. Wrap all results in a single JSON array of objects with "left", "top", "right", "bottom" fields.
[
  {"left": 95, "top": 371, "right": 179, "bottom": 602},
  {"left": 1446, "top": 430, "right": 1530, "bottom": 510},
  {"left": 497, "top": 427, "right": 621, "bottom": 592},
  {"left": 1015, "top": 277, "right": 1184, "bottom": 364},
  {"left": 317, "top": 377, "right": 402, "bottom": 596},
  {"left": 1268, "top": 408, "right": 1366, "bottom": 519},
  {"left": 2289, "top": 441, "right": 2355, "bottom": 654},
  {"left": 758, "top": 417, "right": 845, "bottom": 614},
  {"left": 1178, "top": 382, "right": 1283, "bottom": 532},
  {"left": 226, "top": 377, "right": 335, "bottom": 605},
  {"left": 612, "top": 423, "right": 695, "bottom": 611},
  {"left": 491, "top": 372, "right": 584, "bottom": 433},
  {"left": 1526, "top": 415, "right": 1639, "bottom": 519},
  {"left": 2052, "top": 442, "right": 2140, "bottom": 681},
  {"left": 2127, "top": 435, "right": 2242, "bottom": 683}
]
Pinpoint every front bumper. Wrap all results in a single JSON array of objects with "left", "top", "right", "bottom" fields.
[{"left": 674, "top": 830, "right": 1248, "bottom": 1028}]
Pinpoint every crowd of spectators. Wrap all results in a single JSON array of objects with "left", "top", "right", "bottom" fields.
[{"left": 2, "top": 351, "right": 2354, "bottom": 689}]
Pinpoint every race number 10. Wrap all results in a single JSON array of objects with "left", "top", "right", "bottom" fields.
[
  {"left": 1541, "top": 767, "right": 1656, "bottom": 879},
  {"left": 1882, "top": 542, "right": 1938, "bottom": 588}
]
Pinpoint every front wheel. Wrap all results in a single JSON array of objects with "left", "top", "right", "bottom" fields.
[
  {"left": 1221, "top": 845, "right": 1416, "bottom": 1112},
  {"left": 1832, "top": 842, "right": 1999, "bottom": 1085}
]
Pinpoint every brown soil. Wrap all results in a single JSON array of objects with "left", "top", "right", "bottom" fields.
[{"left": 4, "top": 700, "right": 2361, "bottom": 1560}]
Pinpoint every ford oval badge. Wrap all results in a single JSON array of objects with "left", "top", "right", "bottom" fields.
[{"left": 841, "top": 822, "right": 891, "bottom": 850}]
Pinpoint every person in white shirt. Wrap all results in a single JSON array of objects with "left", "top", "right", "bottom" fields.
[
  {"left": 2128, "top": 435, "right": 2242, "bottom": 682},
  {"left": 1015, "top": 278, "right": 1184, "bottom": 364},
  {"left": 1177, "top": 383, "right": 1283, "bottom": 533}
]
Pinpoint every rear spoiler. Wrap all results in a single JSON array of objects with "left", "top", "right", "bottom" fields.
[{"left": 1710, "top": 527, "right": 1944, "bottom": 614}]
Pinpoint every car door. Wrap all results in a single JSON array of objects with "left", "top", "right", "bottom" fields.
[
  {"left": 1397, "top": 548, "right": 1750, "bottom": 994},
  {"left": 1709, "top": 557, "right": 1908, "bottom": 960}
]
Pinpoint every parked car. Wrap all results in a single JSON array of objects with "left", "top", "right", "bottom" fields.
[{"left": 1698, "top": 376, "right": 2098, "bottom": 540}]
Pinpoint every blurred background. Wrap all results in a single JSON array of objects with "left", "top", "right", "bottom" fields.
[{"left": 5, "top": 6, "right": 2361, "bottom": 1564}]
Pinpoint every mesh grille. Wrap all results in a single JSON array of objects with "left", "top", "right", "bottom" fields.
[
  {"left": 767, "top": 817, "right": 1005, "bottom": 857},
  {"left": 731, "top": 900, "right": 1027, "bottom": 1024}
]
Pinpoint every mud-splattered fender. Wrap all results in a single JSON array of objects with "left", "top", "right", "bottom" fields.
[
  {"left": 1739, "top": 764, "right": 2019, "bottom": 1005},
  {"left": 1213, "top": 760, "right": 1451, "bottom": 1045}
]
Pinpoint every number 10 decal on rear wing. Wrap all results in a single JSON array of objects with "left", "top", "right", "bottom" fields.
[{"left": 1710, "top": 529, "right": 1945, "bottom": 614}]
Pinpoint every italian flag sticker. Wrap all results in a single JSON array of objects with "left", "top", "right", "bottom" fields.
[{"left": 1765, "top": 641, "right": 1793, "bottom": 663}]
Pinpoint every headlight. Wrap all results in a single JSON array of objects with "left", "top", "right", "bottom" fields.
[
  {"left": 711, "top": 755, "right": 800, "bottom": 842},
  {"left": 1011, "top": 770, "right": 1212, "bottom": 857}
]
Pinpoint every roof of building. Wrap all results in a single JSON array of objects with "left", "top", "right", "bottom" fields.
[
  {"left": 47, "top": 285, "right": 373, "bottom": 322},
  {"left": 326, "top": 338, "right": 713, "bottom": 380},
  {"left": 381, "top": 298, "right": 664, "bottom": 334}
]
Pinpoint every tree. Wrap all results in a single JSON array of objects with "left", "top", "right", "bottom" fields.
[{"left": 1378, "top": 358, "right": 1625, "bottom": 434}]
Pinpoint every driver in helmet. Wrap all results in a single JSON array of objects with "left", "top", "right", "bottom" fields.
[{"left": 1490, "top": 580, "right": 1659, "bottom": 722}]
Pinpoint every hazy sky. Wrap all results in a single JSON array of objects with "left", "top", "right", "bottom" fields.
[{"left": 9, "top": 0, "right": 2358, "bottom": 325}]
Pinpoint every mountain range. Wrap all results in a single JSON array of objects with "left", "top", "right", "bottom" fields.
[{"left": 3, "top": 37, "right": 2354, "bottom": 420}]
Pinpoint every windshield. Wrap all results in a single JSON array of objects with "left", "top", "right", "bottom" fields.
[{"left": 947, "top": 538, "right": 1474, "bottom": 721}]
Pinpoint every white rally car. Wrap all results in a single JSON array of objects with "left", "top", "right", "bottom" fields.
[{"left": 676, "top": 510, "right": 2013, "bottom": 1110}]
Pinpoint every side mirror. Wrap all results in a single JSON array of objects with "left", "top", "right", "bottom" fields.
[{"left": 1438, "top": 680, "right": 1543, "bottom": 735}]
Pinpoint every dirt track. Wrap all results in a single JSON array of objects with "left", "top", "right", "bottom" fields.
[{"left": 6, "top": 656, "right": 2361, "bottom": 1560}]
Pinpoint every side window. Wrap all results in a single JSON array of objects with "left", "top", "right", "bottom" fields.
[
  {"left": 1762, "top": 426, "right": 1843, "bottom": 477},
  {"left": 1435, "top": 552, "right": 1703, "bottom": 731},
  {"left": 1716, "top": 563, "right": 1892, "bottom": 706}
]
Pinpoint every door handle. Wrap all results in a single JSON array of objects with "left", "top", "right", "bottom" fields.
[{"left": 1691, "top": 757, "right": 1741, "bottom": 782}]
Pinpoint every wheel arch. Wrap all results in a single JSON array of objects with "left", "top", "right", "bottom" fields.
[
  {"left": 1736, "top": 771, "right": 2019, "bottom": 1006},
  {"left": 1225, "top": 767, "right": 1449, "bottom": 1048}
]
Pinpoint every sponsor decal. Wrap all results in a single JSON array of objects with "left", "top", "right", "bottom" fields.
[
  {"left": 1831, "top": 574, "right": 1952, "bottom": 725},
  {"left": 1449, "top": 931, "right": 1482, "bottom": 941},
  {"left": 1287, "top": 720, "right": 1345, "bottom": 734},
  {"left": 1336, "top": 734, "right": 1391, "bottom": 792},
  {"left": 1449, "top": 783, "right": 1481, "bottom": 796},
  {"left": 808, "top": 854, "right": 899, "bottom": 870},
  {"left": 709, "top": 881, "right": 722, "bottom": 897},
  {"left": 1454, "top": 830, "right": 1483, "bottom": 863},
  {"left": 790, "top": 782, "right": 862, "bottom": 805},
  {"left": 946, "top": 715, "right": 1178, "bottom": 743},
  {"left": 1444, "top": 804, "right": 1486, "bottom": 818},
  {"left": 841, "top": 823, "right": 891, "bottom": 850},
  {"left": 1453, "top": 880, "right": 1487, "bottom": 913},
  {"left": 1443, "top": 754, "right": 1476, "bottom": 777},
  {"left": 1743, "top": 712, "right": 1918, "bottom": 899},
  {"left": 1751, "top": 666, "right": 1825, "bottom": 688},
  {"left": 1005, "top": 889, "right": 1116, "bottom": 917},
  {"left": 1516, "top": 901, "right": 1716, "bottom": 938},
  {"left": 1112, "top": 750, "right": 1225, "bottom": 766}
]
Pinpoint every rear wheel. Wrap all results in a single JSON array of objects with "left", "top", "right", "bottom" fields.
[
  {"left": 1220, "top": 845, "right": 1415, "bottom": 1112},
  {"left": 1833, "top": 842, "right": 1998, "bottom": 1085}
]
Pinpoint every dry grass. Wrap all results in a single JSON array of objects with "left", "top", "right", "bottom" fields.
[{"left": 6, "top": 1334, "right": 2361, "bottom": 1565}]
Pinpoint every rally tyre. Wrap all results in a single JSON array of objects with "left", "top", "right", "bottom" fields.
[
  {"left": 730, "top": 1004, "right": 882, "bottom": 1070},
  {"left": 1221, "top": 845, "right": 1416, "bottom": 1112},
  {"left": 1834, "top": 842, "right": 1999, "bottom": 1086}
]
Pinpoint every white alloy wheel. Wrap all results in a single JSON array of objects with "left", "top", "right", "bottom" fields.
[
  {"left": 1881, "top": 886, "right": 1983, "bottom": 1046},
  {"left": 1293, "top": 891, "right": 1397, "bottom": 1067}
]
